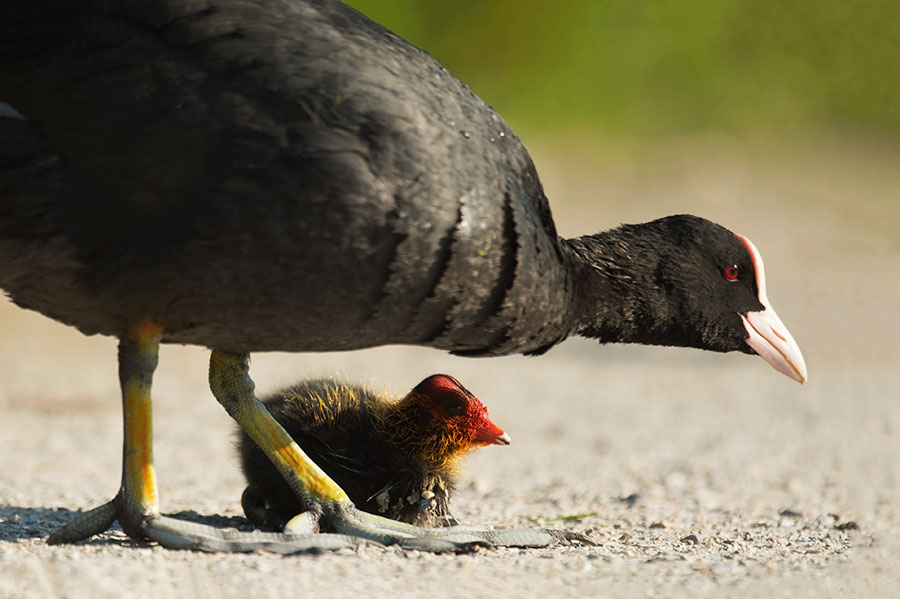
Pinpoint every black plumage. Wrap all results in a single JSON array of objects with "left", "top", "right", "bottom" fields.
[
  {"left": 239, "top": 374, "right": 508, "bottom": 529},
  {"left": 0, "top": 0, "right": 806, "bottom": 549},
  {"left": 0, "top": 1, "right": 804, "bottom": 369}
]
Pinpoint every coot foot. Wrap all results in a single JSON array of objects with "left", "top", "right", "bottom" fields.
[
  {"left": 311, "top": 502, "right": 594, "bottom": 551},
  {"left": 46, "top": 500, "right": 117, "bottom": 544},
  {"left": 241, "top": 484, "right": 585, "bottom": 551}
]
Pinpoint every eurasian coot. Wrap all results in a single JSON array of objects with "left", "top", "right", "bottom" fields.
[{"left": 0, "top": 0, "right": 806, "bottom": 551}]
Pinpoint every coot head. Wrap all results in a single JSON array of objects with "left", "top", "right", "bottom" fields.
[{"left": 574, "top": 214, "right": 807, "bottom": 382}]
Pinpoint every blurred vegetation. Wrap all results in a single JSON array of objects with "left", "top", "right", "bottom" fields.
[{"left": 345, "top": 0, "right": 899, "bottom": 139}]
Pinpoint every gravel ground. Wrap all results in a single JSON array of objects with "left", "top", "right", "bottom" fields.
[{"left": 1, "top": 135, "right": 898, "bottom": 598}]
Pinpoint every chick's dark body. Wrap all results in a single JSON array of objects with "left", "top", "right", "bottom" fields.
[{"left": 239, "top": 380, "right": 457, "bottom": 527}]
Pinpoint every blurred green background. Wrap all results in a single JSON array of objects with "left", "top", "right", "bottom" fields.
[{"left": 345, "top": 0, "right": 898, "bottom": 141}]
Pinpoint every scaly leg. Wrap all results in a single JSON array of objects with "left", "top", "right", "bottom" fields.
[
  {"left": 48, "top": 321, "right": 365, "bottom": 552},
  {"left": 48, "top": 320, "right": 162, "bottom": 543},
  {"left": 47, "top": 327, "right": 587, "bottom": 552}
]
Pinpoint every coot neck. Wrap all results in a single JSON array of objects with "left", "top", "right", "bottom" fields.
[{"left": 561, "top": 227, "right": 696, "bottom": 349}]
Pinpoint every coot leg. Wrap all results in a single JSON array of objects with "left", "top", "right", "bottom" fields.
[
  {"left": 208, "top": 351, "right": 593, "bottom": 551},
  {"left": 48, "top": 320, "right": 164, "bottom": 544},
  {"left": 49, "top": 338, "right": 587, "bottom": 552},
  {"left": 46, "top": 323, "right": 365, "bottom": 552}
]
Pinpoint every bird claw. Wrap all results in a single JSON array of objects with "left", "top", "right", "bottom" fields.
[
  {"left": 325, "top": 503, "right": 591, "bottom": 551},
  {"left": 396, "top": 536, "right": 487, "bottom": 553},
  {"left": 283, "top": 511, "right": 321, "bottom": 535},
  {"left": 46, "top": 499, "right": 118, "bottom": 545},
  {"left": 542, "top": 528, "right": 597, "bottom": 546}
]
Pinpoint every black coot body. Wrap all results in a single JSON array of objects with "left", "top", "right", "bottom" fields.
[
  {"left": 0, "top": 2, "right": 805, "bottom": 373},
  {"left": 0, "top": 0, "right": 573, "bottom": 358}
]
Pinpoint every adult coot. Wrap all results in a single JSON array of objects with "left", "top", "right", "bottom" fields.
[{"left": 0, "top": 0, "right": 806, "bottom": 551}]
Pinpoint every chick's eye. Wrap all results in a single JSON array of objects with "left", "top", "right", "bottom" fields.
[
  {"left": 446, "top": 400, "right": 464, "bottom": 417},
  {"left": 723, "top": 264, "right": 740, "bottom": 281}
]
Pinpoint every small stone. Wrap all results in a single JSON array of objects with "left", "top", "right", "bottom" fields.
[{"left": 617, "top": 493, "right": 640, "bottom": 507}]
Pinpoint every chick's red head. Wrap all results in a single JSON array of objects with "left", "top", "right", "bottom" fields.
[{"left": 413, "top": 374, "right": 510, "bottom": 447}]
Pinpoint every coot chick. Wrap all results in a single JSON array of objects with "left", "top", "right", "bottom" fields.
[{"left": 239, "top": 374, "right": 508, "bottom": 530}]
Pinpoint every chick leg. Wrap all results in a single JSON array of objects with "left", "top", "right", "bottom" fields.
[
  {"left": 240, "top": 486, "right": 291, "bottom": 531},
  {"left": 209, "top": 350, "right": 591, "bottom": 551}
]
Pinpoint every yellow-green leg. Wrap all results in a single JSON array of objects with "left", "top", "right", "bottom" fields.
[
  {"left": 208, "top": 350, "right": 421, "bottom": 543},
  {"left": 48, "top": 320, "right": 162, "bottom": 544},
  {"left": 47, "top": 326, "right": 587, "bottom": 552}
]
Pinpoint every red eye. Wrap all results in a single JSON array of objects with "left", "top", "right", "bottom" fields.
[{"left": 724, "top": 264, "right": 740, "bottom": 281}]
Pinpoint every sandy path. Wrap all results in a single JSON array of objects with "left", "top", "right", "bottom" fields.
[{"left": 1, "top": 136, "right": 898, "bottom": 598}]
